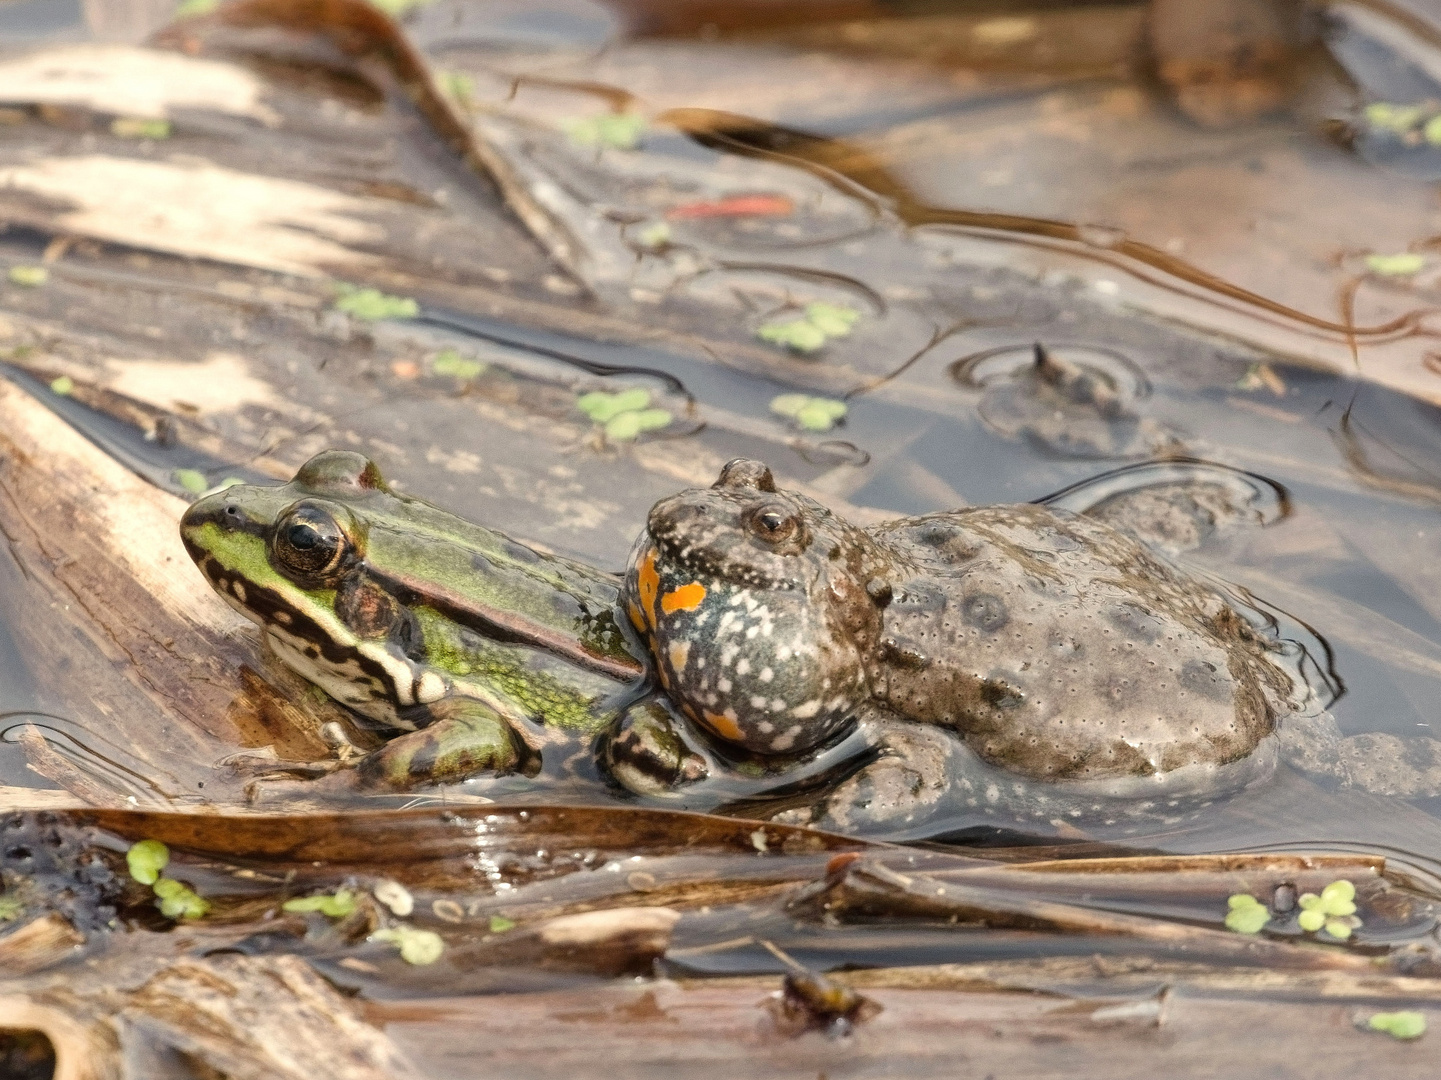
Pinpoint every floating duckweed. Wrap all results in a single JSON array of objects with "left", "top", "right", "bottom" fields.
[
  {"left": 126, "top": 839, "right": 169, "bottom": 885},
  {"left": 282, "top": 889, "right": 357, "bottom": 918},
  {"left": 8, "top": 266, "right": 47, "bottom": 288},
  {"left": 1365, "top": 253, "right": 1425, "bottom": 277},
  {"left": 758, "top": 301, "right": 861, "bottom": 354},
  {"left": 373, "top": 926, "right": 445, "bottom": 965},
  {"left": 1364, "top": 102, "right": 1427, "bottom": 135},
  {"left": 488, "top": 915, "right": 515, "bottom": 933},
  {"left": 367, "top": 0, "right": 432, "bottom": 16},
  {"left": 431, "top": 349, "right": 485, "bottom": 380},
  {"left": 604, "top": 408, "right": 671, "bottom": 442},
  {"left": 0, "top": 893, "right": 21, "bottom": 922},
  {"left": 770, "top": 393, "right": 848, "bottom": 432},
  {"left": 111, "top": 117, "right": 171, "bottom": 140},
  {"left": 578, "top": 388, "right": 651, "bottom": 422},
  {"left": 1297, "top": 878, "right": 1360, "bottom": 939},
  {"left": 1367, "top": 1011, "right": 1427, "bottom": 1040},
  {"left": 803, "top": 302, "right": 860, "bottom": 337},
  {"left": 49, "top": 375, "right": 73, "bottom": 396},
  {"left": 175, "top": 0, "right": 219, "bottom": 16},
  {"left": 758, "top": 319, "right": 827, "bottom": 353},
  {"left": 564, "top": 112, "right": 646, "bottom": 150},
  {"left": 636, "top": 221, "right": 672, "bottom": 249},
  {"left": 153, "top": 877, "right": 210, "bottom": 919},
  {"left": 1223, "top": 893, "right": 1270, "bottom": 935},
  {"left": 1426, "top": 115, "right": 1441, "bottom": 146},
  {"left": 576, "top": 388, "right": 672, "bottom": 442},
  {"left": 173, "top": 469, "right": 210, "bottom": 495},
  {"left": 333, "top": 285, "right": 418, "bottom": 322},
  {"left": 438, "top": 71, "right": 474, "bottom": 104}
]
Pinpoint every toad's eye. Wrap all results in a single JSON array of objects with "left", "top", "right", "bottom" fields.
[
  {"left": 271, "top": 502, "right": 352, "bottom": 579},
  {"left": 748, "top": 503, "right": 800, "bottom": 545}
]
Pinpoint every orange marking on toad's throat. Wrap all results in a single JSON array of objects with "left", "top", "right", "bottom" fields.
[
  {"left": 626, "top": 600, "right": 646, "bottom": 634},
  {"left": 703, "top": 709, "right": 743, "bottom": 742},
  {"left": 661, "top": 581, "right": 707, "bottom": 614},
  {"left": 637, "top": 549, "right": 660, "bottom": 629}
]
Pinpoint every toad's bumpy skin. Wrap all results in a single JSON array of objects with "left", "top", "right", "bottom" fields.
[{"left": 627, "top": 458, "right": 1292, "bottom": 783}]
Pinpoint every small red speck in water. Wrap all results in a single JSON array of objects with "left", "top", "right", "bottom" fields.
[{"left": 665, "top": 194, "right": 795, "bottom": 220}]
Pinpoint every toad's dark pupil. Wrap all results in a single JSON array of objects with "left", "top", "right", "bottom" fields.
[
  {"left": 759, "top": 512, "right": 785, "bottom": 531},
  {"left": 288, "top": 523, "right": 319, "bottom": 549}
]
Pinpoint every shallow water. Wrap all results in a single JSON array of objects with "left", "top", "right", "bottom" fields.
[{"left": 4, "top": 0, "right": 1441, "bottom": 875}]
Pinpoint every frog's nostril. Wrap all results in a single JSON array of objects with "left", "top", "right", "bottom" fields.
[{"left": 224, "top": 505, "right": 242, "bottom": 518}]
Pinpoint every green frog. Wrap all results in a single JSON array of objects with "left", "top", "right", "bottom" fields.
[{"left": 179, "top": 450, "right": 706, "bottom": 791}]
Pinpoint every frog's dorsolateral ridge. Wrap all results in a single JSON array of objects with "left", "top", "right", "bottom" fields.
[{"left": 626, "top": 457, "right": 1305, "bottom": 827}]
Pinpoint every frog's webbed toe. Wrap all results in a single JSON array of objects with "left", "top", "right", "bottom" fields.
[
  {"left": 601, "top": 701, "right": 709, "bottom": 796},
  {"left": 358, "top": 701, "right": 538, "bottom": 789}
]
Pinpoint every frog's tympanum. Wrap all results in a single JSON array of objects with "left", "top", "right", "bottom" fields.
[
  {"left": 180, "top": 451, "right": 703, "bottom": 790},
  {"left": 627, "top": 457, "right": 1311, "bottom": 829}
]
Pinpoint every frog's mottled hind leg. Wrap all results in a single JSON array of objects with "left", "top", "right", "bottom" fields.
[
  {"left": 799, "top": 715, "right": 954, "bottom": 832},
  {"left": 601, "top": 701, "right": 709, "bottom": 796},
  {"left": 1278, "top": 712, "right": 1441, "bottom": 797},
  {"left": 358, "top": 702, "right": 537, "bottom": 789}
]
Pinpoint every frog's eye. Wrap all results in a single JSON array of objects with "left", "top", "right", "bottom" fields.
[
  {"left": 271, "top": 502, "right": 352, "bottom": 579},
  {"left": 747, "top": 503, "right": 801, "bottom": 546}
]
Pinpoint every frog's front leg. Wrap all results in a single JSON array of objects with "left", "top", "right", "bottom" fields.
[
  {"left": 601, "top": 700, "right": 709, "bottom": 796},
  {"left": 781, "top": 711, "right": 955, "bottom": 832},
  {"left": 358, "top": 699, "right": 539, "bottom": 789}
]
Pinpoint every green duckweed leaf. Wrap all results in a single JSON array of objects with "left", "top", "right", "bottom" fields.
[
  {"left": 1368, "top": 1011, "right": 1426, "bottom": 1040},
  {"left": 367, "top": 0, "right": 432, "bottom": 16},
  {"left": 49, "top": 375, "right": 73, "bottom": 396},
  {"left": 282, "top": 889, "right": 357, "bottom": 919},
  {"left": 1366, "top": 253, "right": 1425, "bottom": 277},
  {"left": 769, "top": 393, "right": 811, "bottom": 417},
  {"left": 1364, "top": 102, "right": 1426, "bottom": 135},
  {"left": 126, "top": 839, "right": 169, "bottom": 885},
  {"left": 175, "top": 0, "right": 219, "bottom": 16},
  {"left": 564, "top": 113, "right": 646, "bottom": 150},
  {"left": 0, "top": 894, "right": 22, "bottom": 921},
  {"left": 1323, "top": 917, "right": 1355, "bottom": 940},
  {"left": 796, "top": 399, "right": 848, "bottom": 432},
  {"left": 1298, "top": 908, "right": 1326, "bottom": 933},
  {"left": 636, "top": 221, "right": 672, "bottom": 249},
  {"left": 8, "top": 266, "right": 47, "bottom": 288},
  {"left": 605, "top": 408, "right": 672, "bottom": 442},
  {"left": 153, "top": 877, "right": 209, "bottom": 919},
  {"left": 577, "top": 388, "right": 651, "bottom": 423},
  {"left": 1223, "top": 893, "right": 1270, "bottom": 934},
  {"left": 488, "top": 915, "right": 515, "bottom": 933},
  {"left": 111, "top": 117, "right": 171, "bottom": 140},
  {"left": 1425, "top": 115, "right": 1441, "bottom": 146},
  {"left": 173, "top": 469, "right": 209, "bottom": 495},
  {"left": 438, "top": 71, "right": 474, "bottom": 104},
  {"left": 770, "top": 394, "right": 848, "bottom": 432},
  {"left": 804, "top": 301, "right": 860, "bottom": 337},
  {"left": 333, "top": 286, "right": 418, "bottom": 321},
  {"left": 372, "top": 926, "right": 445, "bottom": 965},
  {"left": 757, "top": 319, "right": 827, "bottom": 353},
  {"left": 1320, "top": 879, "right": 1357, "bottom": 914},
  {"left": 431, "top": 349, "right": 485, "bottom": 380}
]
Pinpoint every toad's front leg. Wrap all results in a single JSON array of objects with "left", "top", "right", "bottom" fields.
[{"left": 785, "top": 711, "right": 955, "bottom": 833}]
